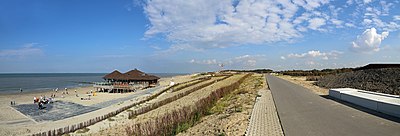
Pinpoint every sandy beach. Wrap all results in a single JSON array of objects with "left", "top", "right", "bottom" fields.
[{"left": 0, "top": 74, "right": 197, "bottom": 136}]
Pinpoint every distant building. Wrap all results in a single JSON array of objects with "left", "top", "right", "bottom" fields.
[{"left": 94, "top": 69, "right": 160, "bottom": 93}]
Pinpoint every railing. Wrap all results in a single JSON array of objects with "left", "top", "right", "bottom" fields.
[{"left": 93, "top": 84, "right": 146, "bottom": 90}]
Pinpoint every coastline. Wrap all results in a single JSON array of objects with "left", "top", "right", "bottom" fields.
[
  {"left": 0, "top": 73, "right": 196, "bottom": 135},
  {"left": 0, "top": 73, "right": 189, "bottom": 95}
]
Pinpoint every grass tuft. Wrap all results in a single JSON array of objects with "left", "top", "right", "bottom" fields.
[
  {"left": 75, "top": 127, "right": 90, "bottom": 133},
  {"left": 108, "top": 118, "right": 115, "bottom": 121}
]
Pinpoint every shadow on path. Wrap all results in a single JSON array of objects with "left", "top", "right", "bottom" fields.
[{"left": 320, "top": 95, "right": 400, "bottom": 124}]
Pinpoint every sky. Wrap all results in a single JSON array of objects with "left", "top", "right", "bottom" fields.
[{"left": 0, "top": 0, "right": 400, "bottom": 73}]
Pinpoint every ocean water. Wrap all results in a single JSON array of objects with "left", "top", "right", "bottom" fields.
[{"left": 0, "top": 73, "right": 187, "bottom": 94}]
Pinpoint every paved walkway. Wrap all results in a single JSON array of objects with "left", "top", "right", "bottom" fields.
[
  {"left": 246, "top": 88, "right": 284, "bottom": 136},
  {"left": 267, "top": 75, "right": 400, "bottom": 136}
]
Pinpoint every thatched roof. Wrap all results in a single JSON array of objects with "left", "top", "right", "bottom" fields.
[
  {"left": 103, "top": 69, "right": 159, "bottom": 81},
  {"left": 103, "top": 70, "right": 126, "bottom": 80}
]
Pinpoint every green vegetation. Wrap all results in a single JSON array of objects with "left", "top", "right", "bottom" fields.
[
  {"left": 124, "top": 74, "right": 251, "bottom": 136},
  {"left": 174, "top": 122, "right": 190, "bottom": 134},
  {"left": 75, "top": 127, "right": 90, "bottom": 133},
  {"left": 172, "top": 111, "right": 202, "bottom": 135},
  {"left": 208, "top": 94, "right": 231, "bottom": 114},
  {"left": 279, "top": 68, "right": 353, "bottom": 76},
  {"left": 126, "top": 109, "right": 136, "bottom": 119},
  {"left": 223, "top": 69, "right": 273, "bottom": 73},
  {"left": 107, "top": 118, "right": 115, "bottom": 121}
]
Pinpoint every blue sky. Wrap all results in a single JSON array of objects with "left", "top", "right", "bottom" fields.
[{"left": 1, "top": 0, "right": 400, "bottom": 73}]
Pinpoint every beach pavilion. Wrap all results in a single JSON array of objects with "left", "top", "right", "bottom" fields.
[{"left": 94, "top": 69, "right": 160, "bottom": 93}]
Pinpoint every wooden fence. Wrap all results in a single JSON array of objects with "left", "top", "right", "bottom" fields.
[
  {"left": 125, "top": 74, "right": 250, "bottom": 136},
  {"left": 31, "top": 74, "right": 230, "bottom": 136}
]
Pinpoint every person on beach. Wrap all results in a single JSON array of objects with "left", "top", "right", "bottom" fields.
[
  {"left": 20, "top": 88, "right": 23, "bottom": 93},
  {"left": 75, "top": 90, "right": 78, "bottom": 97}
]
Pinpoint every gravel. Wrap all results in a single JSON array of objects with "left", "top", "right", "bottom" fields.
[{"left": 316, "top": 68, "right": 400, "bottom": 95}]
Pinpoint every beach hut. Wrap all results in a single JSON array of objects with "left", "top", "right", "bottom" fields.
[{"left": 94, "top": 69, "right": 160, "bottom": 93}]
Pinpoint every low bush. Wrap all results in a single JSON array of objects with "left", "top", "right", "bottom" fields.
[
  {"left": 306, "top": 76, "right": 322, "bottom": 81},
  {"left": 124, "top": 74, "right": 251, "bottom": 136}
]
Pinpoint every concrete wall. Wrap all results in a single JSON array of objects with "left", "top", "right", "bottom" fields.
[
  {"left": 329, "top": 89, "right": 342, "bottom": 99},
  {"left": 329, "top": 88, "right": 400, "bottom": 118},
  {"left": 377, "top": 102, "right": 400, "bottom": 118},
  {"left": 340, "top": 93, "right": 378, "bottom": 111}
]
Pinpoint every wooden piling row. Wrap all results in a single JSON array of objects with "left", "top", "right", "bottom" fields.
[
  {"left": 125, "top": 74, "right": 250, "bottom": 136},
  {"left": 32, "top": 74, "right": 236, "bottom": 136}
]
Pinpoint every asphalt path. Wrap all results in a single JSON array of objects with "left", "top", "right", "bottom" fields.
[{"left": 266, "top": 75, "right": 400, "bottom": 136}]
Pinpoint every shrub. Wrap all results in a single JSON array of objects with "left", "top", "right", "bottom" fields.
[
  {"left": 306, "top": 76, "right": 322, "bottom": 81},
  {"left": 124, "top": 74, "right": 251, "bottom": 136}
]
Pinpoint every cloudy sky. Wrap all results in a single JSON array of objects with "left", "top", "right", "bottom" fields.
[{"left": 1, "top": 0, "right": 400, "bottom": 73}]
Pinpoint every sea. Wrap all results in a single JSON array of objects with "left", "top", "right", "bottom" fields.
[{"left": 0, "top": 73, "right": 187, "bottom": 94}]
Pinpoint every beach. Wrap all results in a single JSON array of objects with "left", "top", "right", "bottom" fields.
[{"left": 0, "top": 74, "right": 195, "bottom": 136}]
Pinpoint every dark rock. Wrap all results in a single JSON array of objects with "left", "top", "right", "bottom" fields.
[{"left": 316, "top": 68, "right": 400, "bottom": 95}]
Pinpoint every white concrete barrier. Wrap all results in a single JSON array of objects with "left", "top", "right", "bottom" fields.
[
  {"left": 340, "top": 92, "right": 378, "bottom": 110},
  {"left": 329, "top": 88, "right": 400, "bottom": 118},
  {"left": 378, "top": 102, "right": 400, "bottom": 118},
  {"left": 328, "top": 89, "right": 342, "bottom": 99},
  {"left": 329, "top": 88, "right": 356, "bottom": 99}
]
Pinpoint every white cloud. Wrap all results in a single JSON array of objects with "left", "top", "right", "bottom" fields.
[
  {"left": 308, "top": 18, "right": 326, "bottom": 30},
  {"left": 379, "top": 1, "right": 393, "bottom": 16},
  {"left": 97, "top": 55, "right": 132, "bottom": 58},
  {"left": 283, "top": 50, "right": 342, "bottom": 60},
  {"left": 230, "top": 55, "right": 263, "bottom": 67},
  {"left": 0, "top": 43, "right": 43, "bottom": 59},
  {"left": 306, "top": 60, "right": 316, "bottom": 65},
  {"left": 143, "top": 0, "right": 333, "bottom": 51},
  {"left": 189, "top": 59, "right": 218, "bottom": 65},
  {"left": 149, "top": 45, "right": 162, "bottom": 50},
  {"left": 351, "top": 27, "right": 389, "bottom": 53},
  {"left": 330, "top": 19, "right": 343, "bottom": 27},
  {"left": 346, "top": 0, "right": 353, "bottom": 5},
  {"left": 364, "top": 0, "right": 372, "bottom": 4},
  {"left": 393, "top": 15, "right": 400, "bottom": 21},
  {"left": 189, "top": 54, "right": 265, "bottom": 68},
  {"left": 142, "top": 0, "right": 400, "bottom": 52},
  {"left": 361, "top": 3, "right": 399, "bottom": 32},
  {"left": 345, "top": 23, "right": 356, "bottom": 27}
]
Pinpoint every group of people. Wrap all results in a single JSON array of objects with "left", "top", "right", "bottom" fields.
[
  {"left": 10, "top": 101, "right": 16, "bottom": 106},
  {"left": 10, "top": 88, "right": 23, "bottom": 106},
  {"left": 21, "top": 87, "right": 93, "bottom": 109},
  {"left": 33, "top": 95, "right": 53, "bottom": 109}
]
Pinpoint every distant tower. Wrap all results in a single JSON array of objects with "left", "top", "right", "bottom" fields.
[{"left": 219, "top": 63, "right": 224, "bottom": 72}]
